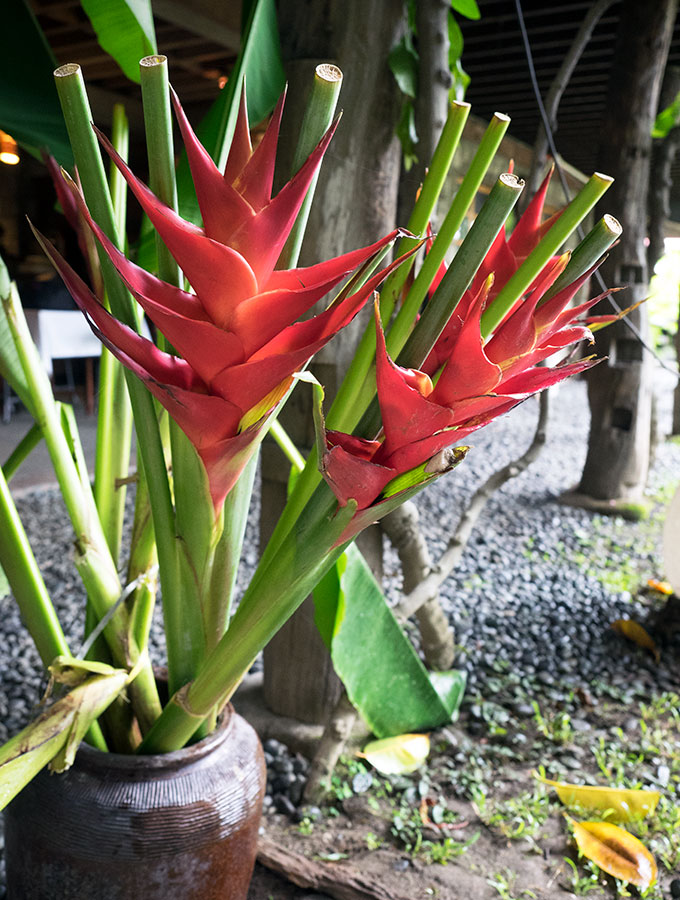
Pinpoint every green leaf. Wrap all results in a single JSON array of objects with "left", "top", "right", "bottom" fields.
[
  {"left": 388, "top": 38, "right": 419, "bottom": 99},
  {"left": 450, "top": 0, "right": 481, "bottom": 20},
  {"left": 314, "top": 543, "right": 466, "bottom": 737},
  {"left": 652, "top": 91, "right": 680, "bottom": 138},
  {"left": 240, "top": 0, "right": 286, "bottom": 126},
  {"left": 448, "top": 14, "right": 470, "bottom": 102},
  {"left": 0, "top": 0, "right": 72, "bottom": 164},
  {"left": 0, "top": 564, "right": 9, "bottom": 600},
  {"left": 80, "top": 0, "right": 156, "bottom": 84},
  {"left": 396, "top": 101, "right": 418, "bottom": 171}
]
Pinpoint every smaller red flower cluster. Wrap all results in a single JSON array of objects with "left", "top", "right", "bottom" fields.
[{"left": 321, "top": 174, "right": 603, "bottom": 512}]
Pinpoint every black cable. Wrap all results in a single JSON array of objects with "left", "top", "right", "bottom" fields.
[{"left": 514, "top": 0, "right": 680, "bottom": 381}]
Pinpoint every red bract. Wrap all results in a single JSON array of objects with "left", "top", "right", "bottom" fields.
[
  {"left": 424, "top": 168, "right": 562, "bottom": 375},
  {"left": 39, "top": 89, "right": 414, "bottom": 512},
  {"left": 321, "top": 259, "right": 599, "bottom": 513}
]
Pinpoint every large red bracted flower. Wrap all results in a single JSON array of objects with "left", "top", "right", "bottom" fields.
[
  {"left": 424, "top": 168, "right": 563, "bottom": 375},
  {"left": 321, "top": 259, "right": 600, "bottom": 514},
  {"left": 39, "top": 88, "right": 417, "bottom": 513}
]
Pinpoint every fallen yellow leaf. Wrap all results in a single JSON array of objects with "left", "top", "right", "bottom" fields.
[
  {"left": 568, "top": 817, "right": 657, "bottom": 890},
  {"left": 359, "top": 733, "right": 430, "bottom": 774},
  {"left": 537, "top": 775, "right": 660, "bottom": 822},
  {"left": 647, "top": 578, "right": 672, "bottom": 595},
  {"left": 611, "top": 618, "right": 660, "bottom": 663}
]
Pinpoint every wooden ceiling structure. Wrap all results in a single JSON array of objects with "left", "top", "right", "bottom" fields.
[{"left": 25, "top": 0, "right": 680, "bottom": 205}]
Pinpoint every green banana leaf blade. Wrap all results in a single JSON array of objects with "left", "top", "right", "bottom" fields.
[{"left": 314, "top": 543, "right": 466, "bottom": 738}]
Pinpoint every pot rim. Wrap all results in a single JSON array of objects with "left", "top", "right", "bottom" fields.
[{"left": 74, "top": 705, "right": 235, "bottom": 775}]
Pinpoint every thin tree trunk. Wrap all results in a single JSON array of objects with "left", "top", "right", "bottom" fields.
[
  {"left": 579, "top": 0, "right": 677, "bottom": 501},
  {"left": 261, "top": 0, "right": 405, "bottom": 723}
]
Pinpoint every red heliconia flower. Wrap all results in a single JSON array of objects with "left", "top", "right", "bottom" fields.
[
  {"left": 424, "top": 167, "right": 563, "bottom": 375},
  {"left": 320, "top": 251, "right": 601, "bottom": 515},
  {"left": 37, "top": 89, "right": 416, "bottom": 513}
]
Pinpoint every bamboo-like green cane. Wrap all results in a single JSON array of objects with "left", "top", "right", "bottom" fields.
[
  {"left": 265, "top": 102, "right": 473, "bottom": 565},
  {"left": 1, "top": 423, "right": 42, "bottom": 482},
  {"left": 328, "top": 100, "right": 475, "bottom": 435},
  {"left": 480, "top": 172, "right": 614, "bottom": 337},
  {"left": 54, "top": 64, "right": 173, "bottom": 721},
  {"left": 140, "top": 55, "right": 219, "bottom": 693},
  {"left": 355, "top": 172, "right": 525, "bottom": 439},
  {"left": 94, "top": 102, "right": 134, "bottom": 562},
  {"left": 540, "top": 213, "right": 622, "bottom": 303},
  {"left": 278, "top": 64, "right": 344, "bottom": 270}
]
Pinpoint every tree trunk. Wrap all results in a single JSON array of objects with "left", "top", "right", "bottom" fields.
[
  {"left": 397, "top": 0, "right": 451, "bottom": 227},
  {"left": 648, "top": 65, "right": 680, "bottom": 436},
  {"left": 579, "top": 0, "right": 677, "bottom": 502},
  {"left": 260, "top": 0, "right": 405, "bottom": 722}
]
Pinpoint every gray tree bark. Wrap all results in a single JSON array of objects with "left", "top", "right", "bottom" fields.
[
  {"left": 579, "top": 0, "right": 677, "bottom": 501},
  {"left": 261, "top": 0, "right": 405, "bottom": 722},
  {"left": 647, "top": 65, "right": 680, "bottom": 436}
]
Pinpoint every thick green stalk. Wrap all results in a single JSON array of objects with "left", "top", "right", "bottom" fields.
[
  {"left": 127, "top": 460, "right": 157, "bottom": 650},
  {"left": 2, "top": 423, "right": 42, "bottom": 482},
  {"left": 140, "top": 56, "right": 181, "bottom": 288},
  {"left": 541, "top": 213, "right": 622, "bottom": 303},
  {"left": 328, "top": 100, "right": 474, "bottom": 435},
  {"left": 140, "top": 54, "right": 214, "bottom": 693},
  {"left": 0, "top": 468, "right": 69, "bottom": 667},
  {"left": 138, "top": 498, "right": 356, "bottom": 753},
  {"left": 263, "top": 103, "right": 474, "bottom": 564},
  {"left": 481, "top": 172, "right": 614, "bottom": 337},
  {"left": 54, "top": 64, "right": 166, "bottom": 722},
  {"left": 278, "top": 64, "right": 344, "bottom": 270},
  {"left": 94, "top": 103, "right": 134, "bottom": 562},
  {"left": 355, "top": 172, "right": 524, "bottom": 441},
  {"left": 386, "top": 112, "right": 511, "bottom": 362}
]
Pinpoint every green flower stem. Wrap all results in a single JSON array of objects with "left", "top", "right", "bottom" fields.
[
  {"left": 270, "top": 418, "right": 305, "bottom": 472},
  {"left": 356, "top": 172, "right": 525, "bottom": 439},
  {"left": 2, "top": 423, "right": 42, "bottom": 482},
  {"left": 95, "top": 102, "right": 133, "bottom": 562},
  {"left": 127, "top": 460, "right": 157, "bottom": 650},
  {"left": 140, "top": 56, "right": 182, "bottom": 288},
  {"left": 262, "top": 103, "right": 474, "bottom": 567},
  {"left": 3, "top": 289, "right": 155, "bottom": 742},
  {"left": 138, "top": 498, "right": 356, "bottom": 753},
  {"left": 386, "top": 112, "right": 511, "bottom": 363},
  {"left": 328, "top": 101, "right": 474, "bottom": 436},
  {"left": 0, "top": 467, "right": 69, "bottom": 667},
  {"left": 54, "top": 63, "right": 166, "bottom": 722},
  {"left": 278, "top": 64, "right": 344, "bottom": 270},
  {"left": 541, "top": 214, "right": 622, "bottom": 303},
  {"left": 140, "top": 55, "right": 220, "bottom": 693},
  {"left": 0, "top": 420, "right": 108, "bottom": 754},
  {"left": 481, "top": 172, "right": 614, "bottom": 337}
]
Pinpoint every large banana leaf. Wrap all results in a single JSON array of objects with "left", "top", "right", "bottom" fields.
[
  {"left": 80, "top": 0, "right": 156, "bottom": 84},
  {"left": 314, "top": 544, "right": 466, "bottom": 738},
  {"left": 0, "top": 0, "right": 72, "bottom": 164}
]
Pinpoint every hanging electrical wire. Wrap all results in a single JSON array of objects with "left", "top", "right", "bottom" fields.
[{"left": 514, "top": 0, "right": 680, "bottom": 381}]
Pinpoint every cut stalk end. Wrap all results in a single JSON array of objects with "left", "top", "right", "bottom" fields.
[
  {"left": 54, "top": 63, "right": 80, "bottom": 78},
  {"left": 315, "top": 63, "right": 342, "bottom": 84}
]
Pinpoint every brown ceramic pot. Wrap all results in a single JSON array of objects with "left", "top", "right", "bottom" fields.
[{"left": 3, "top": 706, "right": 265, "bottom": 900}]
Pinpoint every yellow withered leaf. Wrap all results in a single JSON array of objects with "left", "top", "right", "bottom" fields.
[
  {"left": 538, "top": 775, "right": 660, "bottom": 822},
  {"left": 647, "top": 578, "right": 672, "bottom": 595},
  {"left": 568, "top": 817, "right": 657, "bottom": 890},
  {"left": 611, "top": 618, "right": 660, "bottom": 663},
  {"left": 359, "top": 733, "right": 430, "bottom": 775}
]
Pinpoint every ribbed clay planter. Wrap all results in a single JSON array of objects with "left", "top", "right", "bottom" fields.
[{"left": 3, "top": 707, "right": 265, "bottom": 900}]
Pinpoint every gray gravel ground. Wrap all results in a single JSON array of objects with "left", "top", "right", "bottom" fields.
[{"left": 1, "top": 374, "right": 679, "bottom": 890}]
